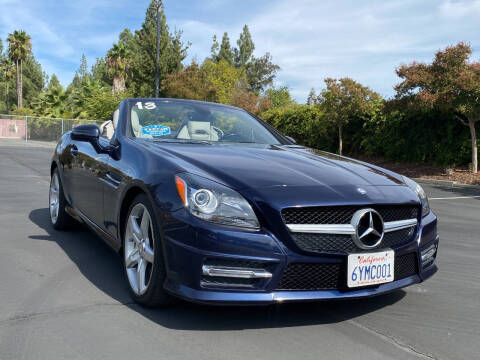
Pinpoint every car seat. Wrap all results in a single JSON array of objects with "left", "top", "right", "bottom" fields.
[
  {"left": 100, "top": 109, "right": 119, "bottom": 140},
  {"left": 177, "top": 112, "right": 219, "bottom": 141},
  {"left": 131, "top": 111, "right": 152, "bottom": 138}
]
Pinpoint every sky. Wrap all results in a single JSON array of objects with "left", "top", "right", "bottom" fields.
[{"left": 0, "top": 0, "right": 479, "bottom": 102}]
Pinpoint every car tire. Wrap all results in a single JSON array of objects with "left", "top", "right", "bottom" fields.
[
  {"left": 122, "top": 193, "right": 173, "bottom": 307},
  {"left": 49, "top": 168, "right": 75, "bottom": 230}
]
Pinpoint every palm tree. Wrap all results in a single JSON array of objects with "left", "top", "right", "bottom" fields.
[
  {"left": 33, "top": 85, "right": 69, "bottom": 118},
  {"left": 0, "top": 58, "right": 15, "bottom": 113},
  {"left": 106, "top": 42, "right": 131, "bottom": 94},
  {"left": 7, "top": 30, "right": 32, "bottom": 108}
]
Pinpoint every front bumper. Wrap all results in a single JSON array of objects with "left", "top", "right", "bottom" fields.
[{"left": 161, "top": 209, "right": 439, "bottom": 305}]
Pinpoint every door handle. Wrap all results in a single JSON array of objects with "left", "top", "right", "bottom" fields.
[{"left": 70, "top": 145, "right": 78, "bottom": 156}]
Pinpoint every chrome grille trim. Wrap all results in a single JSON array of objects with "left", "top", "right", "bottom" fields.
[
  {"left": 286, "top": 218, "right": 417, "bottom": 234},
  {"left": 384, "top": 218, "right": 418, "bottom": 233},
  {"left": 286, "top": 224, "right": 355, "bottom": 234}
]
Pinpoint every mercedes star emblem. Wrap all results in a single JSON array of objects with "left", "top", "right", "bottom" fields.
[{"left": 350, "top": 208, "right": 384, "bottom": 249}]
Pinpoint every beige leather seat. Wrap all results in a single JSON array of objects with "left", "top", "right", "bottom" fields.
[
  {"left": 177, "top": 121, "right": 219, "bottom": 141},
  {"left": 100, "top": 109, "right": 119, "bottom": 140},
  {"left": 131, "top": 111, "right": 152, "bottom": 138}
]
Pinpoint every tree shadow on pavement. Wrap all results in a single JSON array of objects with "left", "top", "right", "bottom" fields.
[{"left": 29, "top": 207, "right": 406, "bottom": 331}]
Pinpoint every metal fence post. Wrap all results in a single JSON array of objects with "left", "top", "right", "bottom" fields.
[
  {"left": 61, "top": 118, "right": 64, "bottom": 135},
  {"left": 25, "top": 116, "right": 28, "bottom": 142}
]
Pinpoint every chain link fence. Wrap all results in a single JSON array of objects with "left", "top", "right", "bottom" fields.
[{"left": 0, "top": 114, "right": 104, "bottom": 142}]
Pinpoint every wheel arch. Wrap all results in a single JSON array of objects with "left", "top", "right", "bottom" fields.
[
  {"left": 50, "top": 160, "right": 58, "bottom": 175},
  {"left": 118, "top": 185, "right": 150, "bottom": 249}
]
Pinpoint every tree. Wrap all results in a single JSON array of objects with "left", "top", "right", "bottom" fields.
[
  {"left": 307, "top": 88, "right": 318, "bottom": 105},
  {"left": 264, "top": 86, "right": 294, "bottom": 108},
  {"left": 245, "top": 53, "right": 280, "bottom": 93},
  {"left": 33, "top": 84, "right": 70, "bottom": 118},
  {"left": 395, "top": 42, "right": 480, "bottom": 173},
  {"left": 231, "top": 89, "right": 271, "bottom": 115},
  {"left": 210, "top": 35, "right": 219, "bottom": 59},
  {"left": 210, "top": 26, "right": 279, "bottom": 93},
  {"left": 91, "top": 57, "right": 110, "bottom": 86},
  {"left": 201, "top": 59, "right": 246, "bottom": 104},
  {"left": 68, "top": 78, "right": 127, "bottom": 119},
  {"left": 0, "top": 58, "right": 15, "bottom": 113},
  {"left": 48, "top": 74, "right": 61, "bottom": 90},
  {"left": 234, "top": 25, "right": 254, "bottom": 67},
  {"left": 7, "top": 30, "right": 32, "bottom": 108},
  {"left": 22, "top": 56, "right": 46, "bottom": 107},
  {"left": 78, "top": 54, "right": 89, "bottom": 79},
  {"left": 217, "top": 32, "right": 233, "bottom": 65},
  {"left": 320, "top": 78, "right": 381, "bottom": 155},
  {"left": 70, "top": 55, "right": 90, "bottom": 91},
  {"left": 261, "top": 104, "right": 336, "bottom": 150},
  {"left": 106, "top": 41, "right": 131, "bottom": 93},
  {"left": 162, "top": 61, "right": 215, "bottom": 101},
  {"left": 130, "top": 0, "right": 188, "bottom": 97}
]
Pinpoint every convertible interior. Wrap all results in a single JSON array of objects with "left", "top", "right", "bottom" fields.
[{"left": 100, "top": 107, "right": 228, "bottom": 142}]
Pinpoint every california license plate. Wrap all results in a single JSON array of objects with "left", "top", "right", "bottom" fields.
[{"left": 347, "top": 250, "right": 395, "bottom": 288}]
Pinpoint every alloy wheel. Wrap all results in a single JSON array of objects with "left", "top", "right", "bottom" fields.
[
  {"left": 49, "top": 173, "right": 60, "bottom": 224},
  {"left": 124, "top": 203, "right": 155, "bottom": 295}
]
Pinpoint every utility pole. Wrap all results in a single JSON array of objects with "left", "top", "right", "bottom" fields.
[{"left": 154, "top": 0, "right": 163, "bottom": 98}]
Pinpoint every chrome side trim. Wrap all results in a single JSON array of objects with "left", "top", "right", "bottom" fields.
[
  {"left": 287, "top": 218, "right": 417, "bottom": 234},
  {"left": 383, "top": 218, "right": 418, "bottom": 233},
  {"left": 286, "top": 224, "right": 355, "bottom": 234},
  {"left": 202, "top": 265, "right": 272, "bottom": 279}
]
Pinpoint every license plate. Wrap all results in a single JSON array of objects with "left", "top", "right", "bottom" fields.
[{"left": 347, "top": 250, "right": 394, "bottom": 288}]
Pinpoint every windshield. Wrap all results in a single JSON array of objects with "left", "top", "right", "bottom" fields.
[{"left": 128, "top": 100, "right": 282, "bottom": 145}]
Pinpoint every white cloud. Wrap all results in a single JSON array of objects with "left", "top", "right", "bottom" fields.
[
  {"left": 174, "top": 0, "right": 478, "bottom": 101},
  {"left": 439, "top": 0, "right": 480, "bottom": 19},
  {"left": 1, "top": 0, "right": 478, "bottom": 100}
]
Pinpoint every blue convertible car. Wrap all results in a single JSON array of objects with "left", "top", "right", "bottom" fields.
[{"left": 49, "top": 98, "right": 439, "bottom": 306}]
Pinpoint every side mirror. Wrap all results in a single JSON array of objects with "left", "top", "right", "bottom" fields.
[
  {"left": 71, "top": 124, "right": 100, "bottom": 142},
  {"left": 285, "top": 136, "right": 296, "bottom": 144},
  {"left": 71, "top": 124, "right": 114, "bottom": 155}
]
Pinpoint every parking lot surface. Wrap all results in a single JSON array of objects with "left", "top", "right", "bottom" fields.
[{"left": 0, "top": 141, "right": 479, "bottom": 360}]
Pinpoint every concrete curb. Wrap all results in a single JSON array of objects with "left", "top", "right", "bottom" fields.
[{"left": 414, "top": 178, "right": 480, "bottom": 189}]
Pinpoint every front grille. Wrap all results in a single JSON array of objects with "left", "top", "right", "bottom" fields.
[
  {"left": 276, "top": 252, "right": 418, "bottom": 291},
  {"left": 282, "top": 205, "right": 418, "bottom": 224},
  {"left": 292, "top": 228, "right": 415, "bottom": 254},
  {"left": 276, "top": 262, "right": 343, "bottom": 290}
]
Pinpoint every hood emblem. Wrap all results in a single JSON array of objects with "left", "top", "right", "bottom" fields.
[
  {"left": 357, "top": 187, "right": 367, "bottom": 195},
  {"left": 351, "top": 208, "right": 384, "bottom": 249}
]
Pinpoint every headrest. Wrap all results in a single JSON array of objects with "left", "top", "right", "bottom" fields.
[
  {"left": 112, "top": 109, "right": 119, "bottom": 129},
  {"left": 188, "top": 111, "right": 211, "bottom": 122}
]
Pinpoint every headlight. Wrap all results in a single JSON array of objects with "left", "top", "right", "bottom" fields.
[
  {"left": 175, "top": 173, "right": 260, "bottom": 229},
  {"left": 402, "top": 176, "right": 430, "bottom": 217}
]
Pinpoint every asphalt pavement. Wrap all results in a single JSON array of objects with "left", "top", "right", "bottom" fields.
[{"left": 0, "top": 140, "right": 479, "bottom": 360}]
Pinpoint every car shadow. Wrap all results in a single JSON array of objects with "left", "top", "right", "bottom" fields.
[{"left": 29, "top": 207, "right": 406, "bottom": 331}]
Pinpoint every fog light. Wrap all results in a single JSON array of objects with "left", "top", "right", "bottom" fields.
[{"left": 421, "top": 243, "right": 437, "bottom": 268}]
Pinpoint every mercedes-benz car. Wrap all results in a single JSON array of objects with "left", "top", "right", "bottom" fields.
[{"left": 49, "top": 98, "right": 439, "bottom": 306}]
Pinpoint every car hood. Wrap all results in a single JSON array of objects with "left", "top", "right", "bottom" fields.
[{"left": 144, "top": 142, "right": 405, "bottom": 190}]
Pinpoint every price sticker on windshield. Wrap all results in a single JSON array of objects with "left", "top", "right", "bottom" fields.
[{"left": 142, "top": 125, "right": 171, "bottom": 136}]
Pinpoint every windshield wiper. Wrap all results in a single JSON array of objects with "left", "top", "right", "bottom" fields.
[{"left": 151, "top": 138, "right": 212, "bottom": 145}]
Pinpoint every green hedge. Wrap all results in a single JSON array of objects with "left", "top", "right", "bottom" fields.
[
  {"left": 260, "top": 104, "right": 471, "bottom": 167},
  {"left": 261, "top": 104, "right": 337, "bottom": 152}
]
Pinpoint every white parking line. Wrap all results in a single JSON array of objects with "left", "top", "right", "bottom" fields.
[{"left": 430, "top": 196, "right": 480, "bottom": 200}]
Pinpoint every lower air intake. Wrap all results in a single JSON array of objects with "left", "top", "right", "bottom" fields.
[{"left": 276, "top": 252, "right": 418, "bottom": 291}]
